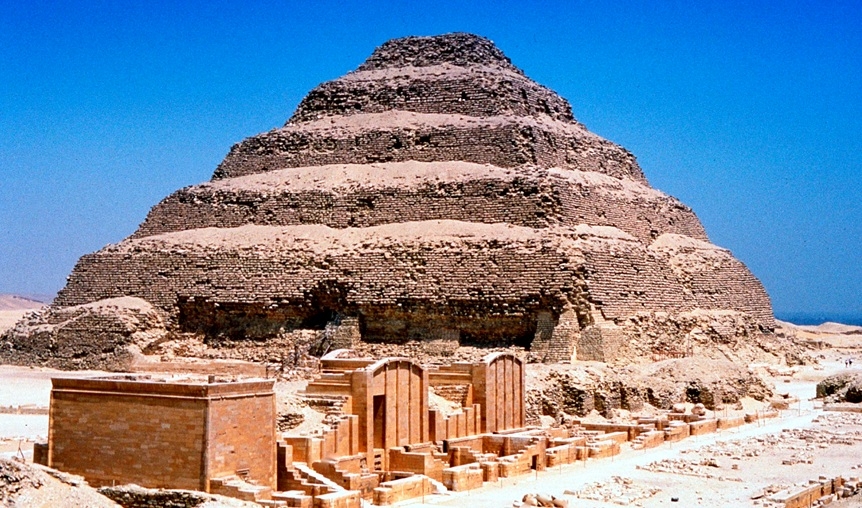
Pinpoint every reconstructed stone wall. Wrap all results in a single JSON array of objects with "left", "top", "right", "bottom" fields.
[
  {"left": 208, "top": 391, "right": 276, "bottom": 487},
  {"left": 530, "top": 308, "right": 581, "bottom": 362},
  {"left": 49, "top": 379, "right": 208, "bottom": 490},
  {"left": 47, "top": 377, "right": 275, "bottom": 491}
]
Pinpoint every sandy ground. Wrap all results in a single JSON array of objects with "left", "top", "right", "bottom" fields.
[{"left": 0, "top": 366, "right": 112, "bottom": 460}]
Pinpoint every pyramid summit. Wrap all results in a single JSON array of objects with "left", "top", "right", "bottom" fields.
[
  {"left": 356, "top": 33, "right": 519, "bottom": 71},
  {"left": 1, "top": 33, "right": 776, "bottom": 370}
]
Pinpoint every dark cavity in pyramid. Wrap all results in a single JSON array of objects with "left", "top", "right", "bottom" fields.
[{"left": 1, "top": 33, "right": 775, "bottom": 370}]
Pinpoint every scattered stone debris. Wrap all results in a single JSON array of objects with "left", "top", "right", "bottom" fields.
[
  {"left": 812, "top": 412, "right": 862, "bottom": 428},
  {"left": 99, "top": 484, "right": 261, "bottom": 508},
  {"left": 0, "top": 458, "right": 43, "bottom": 503},
  {"left": 676, "top": 424, "right": 862, "bottom": 464},
  {"left": 515, "top": 492, "right": 568, "bottom": 507},
  {"left": 564, "top": 476, "right": 660, "bottom": 505},
  {"left": 0, "top": 458, "right": 118, "bottom": 507},
  {"left": 637, "top": 458, "right": 744, "bottom": 482}
]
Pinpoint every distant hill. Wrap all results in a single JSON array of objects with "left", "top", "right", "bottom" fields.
[
  {"left": 0, "top": 294, "right": 48, "bottom": 311},
  {"left": 796, "top": 321, "right": 862, "bottom": 335}
]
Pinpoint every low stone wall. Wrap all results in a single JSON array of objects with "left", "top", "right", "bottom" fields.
[
  {"left": 271, "top": 490, "right": 312, "bottom": 507},
  {"left": 314, "top": 490, "right": 362, "bottom": 508},
  {"left": 372, "top": 475, "right": 435, "bottom": 505},
  {"left": 632, "top": 430, "right": 665, "bottom": 450},
  {"left": 388, "top": 448, "right": 446, "bottom": 483},
  {"left": 824, "top": 403, "right": 862, "bottom": 413},
  {"left": 689, "top": 419, "right": 718, "bottom": 436},
  {"left": 744, "top": 409, "right": 780, "bottom": 423},
  {"left": 716, "top": 416, "right": 745, "bottom": 430},
  {"left": 442, "top": 464, "right": 484, "bottom": 491},
  {"left": 598, "top": 431, "right": 628, "bottom": 445},
  {"left": 664, "top": 422, "right": 690, "bottom": 442},
  {"left": 545, "top": 444, "right": 582, "bottom": 467},
  {"left": 587, "top": 440, "right": 620, "bottom": 459},
  {"left": 578, "top": 422, "right": 643, "bottom": 441},
  {"left": 770, "top": 476, "right": 860, "bottom": 508}
]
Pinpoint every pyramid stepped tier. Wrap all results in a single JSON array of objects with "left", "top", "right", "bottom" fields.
[
  {"left": 54, "top": 222, "right": 769, "bottom": 345},
  {"left": 136, "top": 162, "right": 706, "bottom": 243},
  {"left": 291, "top": 33, "right": 571, "bottom": 123},
  {"left": 648, "top": 234, "right": 775, "bottom": 326},
  {"left": 288, "top": 63, "right": 575, "bottom": 123},
  {"left": 356, "top": 32, "right": 521, "bottom": 72},
  {"left": 213, "top": 112, "right": 645, "bottom": 182},
  {"left": 1, "top": 33, "right": 776, "bottom": 369}
]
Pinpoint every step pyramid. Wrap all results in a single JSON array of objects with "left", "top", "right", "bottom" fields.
[{"left": 2, "top": 33, "right": 774, "bottom": 369}]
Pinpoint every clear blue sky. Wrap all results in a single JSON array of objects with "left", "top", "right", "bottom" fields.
[{"left": 1, "top": 1, "right": 860, "bottom": 323}]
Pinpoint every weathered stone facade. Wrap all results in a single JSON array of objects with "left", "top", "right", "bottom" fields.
[
  {"left": 46, "top": 377, "right": 276, "bottom": 491},
  {"left": 0, "top": 33, "right": 775, "bottom": 368}
]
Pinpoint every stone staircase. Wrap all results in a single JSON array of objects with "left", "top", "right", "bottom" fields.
[
  {"left": 311, "top": 457, "right": 383, "bottom": 499},
  {"left": 425, "top": 474, "right": 449, "bottom": 495},
  {"left": 280, "top": 461, "right": 346, "bottom": 496},
  {"left": 209, "top": 475, "right": 285, "bottom": 506},
  {"left": 294, "top": 462, "right": 345, "bottom": 492}
]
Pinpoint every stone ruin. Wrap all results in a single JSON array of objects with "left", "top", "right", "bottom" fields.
[
  {"left": 36, "top": 353, "right": 531, "bottom": 506},
  {"left": 35, "top": 352, "right": 810, "bottom": 507},
  {"left": 1, "top": 33, "right": 775, "bottom": 370}
]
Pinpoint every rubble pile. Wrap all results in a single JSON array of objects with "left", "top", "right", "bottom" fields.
[
  {"left": 524, "top": 358, "right": 771, "bottom": 421},
  {"left": 564, "top": 476, "right": 660, "bottom": 506},
  {"left": 0, "top": 458, "right": 118, "bottom": 507},
  {"left": 679, "top": 426, "right": 862, "bottom": 463},
  {"left": 515, "top": 492, "right": 569, "bottom": 507},
  {"left": 817, "top": 372, "right": 862, "bottom": 404},
  {"left": 637, "top": 457, "right": 744, "bottom": 481}
]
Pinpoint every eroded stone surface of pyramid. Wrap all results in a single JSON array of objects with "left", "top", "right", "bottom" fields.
[{"left": 1, "top": 34, "right": 775, "bottom": 369}]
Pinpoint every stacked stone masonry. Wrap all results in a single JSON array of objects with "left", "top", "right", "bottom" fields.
[
  {"left": 135, "top": 163, "right": 706, "bottom": 244},
  {"left": 213, "top": 114, "right": 645, "bottom": 182},
  {"left": 1, "top": 32, "right": 775, "bottom": 368},
  {"left": 46, "top": 377, "right": 276, "bottom": 491}
]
